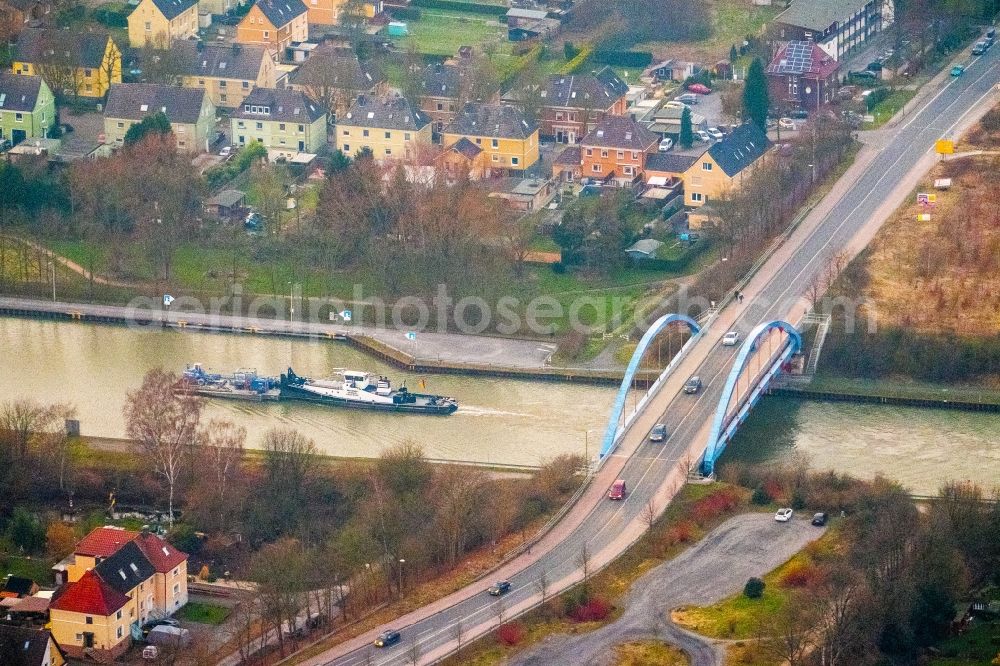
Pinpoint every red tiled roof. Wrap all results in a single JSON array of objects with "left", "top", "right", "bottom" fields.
[
  {"left": 133, "top": 532, "right": 187, "bottom": 573},
  {"left": 74, "top": 527, "right": 139, "bottom": 558},
  {"left": 50, "top": 571, "right": 129, "bottom": 616}
]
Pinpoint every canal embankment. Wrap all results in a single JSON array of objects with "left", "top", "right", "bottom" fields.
[{"left": 773, "top": 375, "right": 1000, "bottom": 412}]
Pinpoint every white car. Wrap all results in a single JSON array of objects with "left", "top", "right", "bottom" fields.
[
  {"left": 707, "top": 127, "right": 725, "bottom": 141},
  {"left": 658, "top": 137, "right": 674, "bottom": 152},
  {"left": 722, "top": 331, "right": 740, "bottom": 346},
  {"left": 774, "top": 508, "right": 794, "bottom": 522},
  {"left": 219, "top": 145, "right": 232, "bottom": 157},
  {"left": 695, "top": 129, "right": 711, "bottom": 142},
  {"left": 778, "top": 118, "right": 796, "bottom": 131}
]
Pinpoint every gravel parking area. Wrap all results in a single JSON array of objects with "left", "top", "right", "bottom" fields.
[{"left": 513, "top": 512, "right": 825, "bottom": 666}]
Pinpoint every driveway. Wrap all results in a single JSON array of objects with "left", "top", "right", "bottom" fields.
[{"left": 512, "top": 513, "right": 825, "bottom": 666}]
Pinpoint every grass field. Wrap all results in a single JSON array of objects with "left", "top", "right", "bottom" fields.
[
  {"left": 865, "top": 89, "right": 917, "bottom": 128},
  {"left": 614, "top": 640, "right": 690, "bottom": 665},
  {"left": 176, "top": 601, "right": 231, "bottom": 625},
  {"left": 636, "top": 0, "right": 780, "bottom": 63},
  {"left": 402, "top": 10, "right": 507, "bottom": 56}
]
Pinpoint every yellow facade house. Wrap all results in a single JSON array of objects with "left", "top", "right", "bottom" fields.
[
  {"left": 11, "top": 28, "right": 121, "bottom": 99},
  {"left": 174, "top": 40, "right": 275, "bottom": 109},
  {"left": 231, "top": 86, "right": 327, "bottom": 158},
  {"left": 128, "top": 0, "right": 198, "bottom": 47},
  {"left": 683, "top": 122, "right": 771, "bottom": 211},
  {"left": 442, "top": 102, "right": 538, "bottom": 173},
  {"left": 103, "top": 82, "right": 216, "bottom": 153},
  {"left": 338, "top": 94, "right": 430, "bottom": 162},
  {"left": 236, "top": 0, "right": 307, "bottom": 57}
]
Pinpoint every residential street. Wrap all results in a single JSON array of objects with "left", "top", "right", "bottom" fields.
[{"left": 512, "top": 513, "right": 825, "bottom": 666}]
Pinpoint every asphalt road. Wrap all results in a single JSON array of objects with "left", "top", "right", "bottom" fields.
[
  {"left": 299, "top": 44, "right": 1000, "bottom": 666},
  {"left": 512, "top": 513, "right": 825, "bottom": 666}
]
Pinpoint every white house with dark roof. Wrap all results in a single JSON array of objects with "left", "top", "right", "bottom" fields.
[
  {"left": 102, "top": 82, "right": 215, "bottom": 153},
  {"left": 231, "top": 86, "right": 327, "bottom": 158},
  {"left": 127, "top": 0, "right": 199, "bottom": 47}
]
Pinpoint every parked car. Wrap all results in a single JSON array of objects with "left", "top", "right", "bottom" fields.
[
  {"left": 374, "top": 630, "right": 401, "bottom": 648},
  {"left": 849, "top": 69, "right": 878, "bottom": 81},
  {"left": 774, "top": 508, "right": 794, "bottom": 522},
  {"left": 488, "top": 580, "right": 511, "bottom": 596},
  {"left": 707, "top": 127, "right": 724, "bottom": 141},
  {"left": 649, "top": 424, "right": 668, "bottom": 442},
  {"left": 789, "top": 108, "right": 809, "bottom": 119},
  {"left": 658, "top": 137, "right": 674, "bottom": 152},
  {"left": 683, "top": 376, "right": 702, "bottom": 394},
  {"left": 951, "top": 64, "right": 965, "bottom": 76},
  {"left": 142, "top": 618, "right": 179, "bottom": 638},
  {"left": 987, "top": 27, "right": 996, "bottom": 39},
  {"left": 244, "top": 211, "right": 263, "bottom": 232},
  {"left": 866, "top": 61, "right": 884, "bottom": 72},
  {"left": 676, "top": 92, "right": 699, "bottom": 105},
  {"left": 695, "top": 129, "right": 711, "bottom": 142},
  {"left": 972, "top": 41, "right": 988, "bottom": 55},
  {"left": 722, "top": 331, "right": 740, "bottom": 346},
  {"left": 811, "top": 512, "right": 829, "bottom": 526},
  {"left": 687, "top": 83, "right": 712, "bottom": 95},
  {"left": 778, "top": 118, "right": 796, "bottom": 131},
  {"left": 219, "top": 145, "right": 232, "bottom": 157},
  {"left": 608, "top": 479, "right": 626, "bottom": 500}
]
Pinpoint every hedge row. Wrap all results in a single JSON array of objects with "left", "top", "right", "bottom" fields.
[
  {"left": 592, "top": 50, "right": 653, "bottom": 68},
  {"left": 410, "top": 0, "right": 507, "bottom": 16},
  {"left": 560, "top": 44, "right": 593, "bottom": 74},
  {"left": 389, "top": 6, "right": 421, "bottom": 20}
]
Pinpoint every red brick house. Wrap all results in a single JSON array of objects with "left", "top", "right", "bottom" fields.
[
  {"left": 765, "top": 41, "right": 841, "bottom": 112},
  {"left": 556, "top": 115, "right": 658, "bottom": 186}
]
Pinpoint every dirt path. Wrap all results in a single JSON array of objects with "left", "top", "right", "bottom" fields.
[
  {"left": 17, "top": 237, "right": 130, "bottom": 288},
  {"left": 512, "top": 513, "right": 825, "bottom": 666}
]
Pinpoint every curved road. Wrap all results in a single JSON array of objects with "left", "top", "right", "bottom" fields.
[{"left": 299, "top": 45, "right": 1000, "bottom": 666}]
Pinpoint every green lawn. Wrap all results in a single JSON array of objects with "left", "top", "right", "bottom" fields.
[
  {"left": 176, "top": 601, "right": 231, "bottom": 625},
  {"left": 929, "top": 620, "right": 1000, "bottom": 666},
  {"left": 402, "top": 10, "right": 507, "bottom": 56},
  {"left": 0, "top": 554, "right": 56, "bottom": 586},
  {"left": 865, "top": 89, "right": 917, "bottom": 129}
]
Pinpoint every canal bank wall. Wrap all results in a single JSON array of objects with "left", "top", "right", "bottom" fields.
[{"left": 770, "top": 384, "right": 1000, "bottom": 412}]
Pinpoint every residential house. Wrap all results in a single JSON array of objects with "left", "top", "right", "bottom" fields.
[
  {"left": 12, "top": 28, "right": 122, "bottom": 98},
  {"left": 0, "top": 626, "right": 66, "bottom": 666},
  {"left": 231, "top": 86, "right": 327, "bottom": 157},
  {"left": 48, "top": 527, "right": 188, "bottom": 662},
  {"left": 643, "top": 151, "right": 699, "bottom": 188},
  {"left": 0, "top": 0, "right": 53, "bottom": 37},
  {"left": 415, "top": 63, "right": 464, "bottom": 132},
  {"left": 286, "top": 44, "right": 386, "bottom": 120},
  {"left": 236, "top": 0, "right": 308, "bottom": 57},
  {"left": 574, "top": 115, "right": 658, "bottom": 187},
  {"left": 551, "top": 144, "right": 580, "bottom": 182},
  {"left": 337, "top": 94, "right": 430, "bottom": 162},
  {"left": 683, "top": 122, "right": 770, "bottom": 214},
  {"left": 0, "top": 72, "right": 55, "bottom": 145},
  {"left": 766, "top": 40, "right": 841, "bottom": 112},
  {"left": 442, "top": 103, "right": 537, "bottom": 173},
  {"left": 103, "top": 83, "right": 215, "bottom": 153},
  {"left": 1, "top": 575, "right": 40, "bottom": 599},
  {"left": 127, "top": 0, "right": 198, "bottom": 48},
  {"left": 489, "top": 177, "right": 554, "bottom": 212},
  {"left": 769, "top": 0, "right": 889, "bottom": 61},
  {"left": 505, "top": 66, "right": 628, "bottom": 144},
  {"left": 642, "top": 59, "right": 699, "bottom": 83},
  {"left": 436, "top": 136, "right": 489, "bottom": 181},
  {"left": 174, "top": 40, "right": 275, "bottom": 109}
]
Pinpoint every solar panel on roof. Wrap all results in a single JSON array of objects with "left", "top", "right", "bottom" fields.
[{"left": 777, "top": 42, "right": 814, "bottom": 74}]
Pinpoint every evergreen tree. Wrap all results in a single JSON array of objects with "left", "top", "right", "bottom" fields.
[
  {"left": 679, "top": 106, "right": 694, "bottom": 149},
  {"left": 729, "top": 44, "right": 738, "bottom": 63},
  {"left": 742, "top": 57, "right": 770, "bottom": 130},
  {"left": 123, "top": 112, "right": 172, "bottom": 146}
]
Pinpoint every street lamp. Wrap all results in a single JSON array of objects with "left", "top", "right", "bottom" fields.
[
  {"left": 287, "top": 281, "right": 294, "bottom": 323},
  {"left": 397, "top": 558, "right": 406, "bottom": 598},
  {"left": 47, "top": 261, "right": 55, "bottom": 302}
]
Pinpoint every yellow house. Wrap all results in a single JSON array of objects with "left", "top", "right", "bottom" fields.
[
  {"left": 236, "top": 0, "right": 307, "bottom": 56},
  {"left": 127, "top": 0, "right": 198, "bottom": 48},
  {"left": 103, "top": 82, "right": 216, "bottom": 153},
  {"left": 11, "top": 28, "right": 121, "bottom": 98},
  {"left": 49, "top": 570, "right": 133, "bottom": 662},
  {"left": 683, "top": 122, "right": 771, "bottom": 211},
  {"left": 174, "top": 40, "right": 275, "bottom": 109},
  {"left": 338, "top": 94, "right": 431, "bottom": 162},
  {"left": 442, "top": 103, "right": 538, "bottom": 173},
  {"left": 0, "top": 625, "right": 66, "bottom": 666},
  {"left": 231, "top": 86, "right": 327, "bottom": 158}
]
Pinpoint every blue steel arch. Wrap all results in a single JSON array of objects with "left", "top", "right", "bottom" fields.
[
  {"left": 598, "top": 313, "right": 700, "bottom": 461},
  {"left": 701, "top": 320, "right": 802, "bottom": 476}
]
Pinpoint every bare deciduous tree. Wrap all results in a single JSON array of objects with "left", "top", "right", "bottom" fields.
[
  {"left": 641, "top": 498, "right": 658, "bottom": 531},
  {"left": 124, "top": 369, "right": 202, "bottom": 527},
  {"left": 492, "top": 597, "right": 507, "bottom": 627},
  {"left": 451, "top": 619, "right": 464, "bottom": 649},
  {"left": 534, "top": 566, "right": 550, "bottom": 604}
]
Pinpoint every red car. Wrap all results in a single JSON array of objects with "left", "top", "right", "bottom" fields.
[{"left": 687, "top": 83, "right": 712, "bottom": 95}]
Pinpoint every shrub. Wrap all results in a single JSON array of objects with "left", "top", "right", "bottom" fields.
[
  {"left": 570, "top": 596, "right": 611, "bottom": 622},
  {"left": 751, "top": 485, "right": 771, "bottom": 505},
  {"left": 779, "top": 561, "right": 823, "bottom": 588},
  {"left": 744, "top": 577, "right": 765, "bottom": 599},
  {"left": 564, "top": 41, "right": 579, "bottom": 60},
  {"left": 763, "top": 479, "right": 785, "bottom": 503},
  {"left": 592, "top": 50, "right": 653, "bottom": 68},
  {"left": 790, "top": 488, "right": 807, "bottom": 510},
  {"left": 690, "top": 487, "right": 742, "bottom": 525},
  {"left": 495, "top": 621, "right": 525, "bottom": 645}
]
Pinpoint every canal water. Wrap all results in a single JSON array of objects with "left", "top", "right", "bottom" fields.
[{"left": 0, "top": 317, "right": 997, "bottom": 492}]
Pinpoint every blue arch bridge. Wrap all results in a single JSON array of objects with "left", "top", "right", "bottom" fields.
[{"left": 598, "top": 313, "right": 803, "bottom": 476}]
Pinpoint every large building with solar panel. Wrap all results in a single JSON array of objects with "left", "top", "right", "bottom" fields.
[
  {"left": 765, "top": 41, "right": 842, "bottom": 111},
  {"left": 769, "top": 0, "right": 892, "bottom": 61}
]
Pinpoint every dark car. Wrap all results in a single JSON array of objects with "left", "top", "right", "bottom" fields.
[
  {"left": 649, "top": 424, "right": 668, "bottom": 442},
  {"left": 789, "top": 108, "right": 809, "bottom": 120},
  {"left": 972, "top": 41, "right": 988, "bottom": 55},
  {"left": 488, "top": 580, "right": 511, "bottom": 596},
  {"left": 811, "top": 512, "right": 829, "bottom": 527},
  {"left": 374, "top": 630, "right": 401, "bottom": 648},
  {"left": 683, "top": 376, "right": 702, "bottom": 394},
  {"left": 849, "top": 70, "right": 878, "bottom": 81},
  {"left": 142, "top": 618, "right": 179, "bottom": 637}
]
